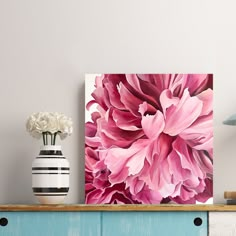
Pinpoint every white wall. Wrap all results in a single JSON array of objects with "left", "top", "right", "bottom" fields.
[{"left": 0, "top": 0, "right": 235, "bottom": 204}]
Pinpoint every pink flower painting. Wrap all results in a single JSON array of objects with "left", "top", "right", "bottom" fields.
[{"left": 85, "top": 74, "right": 213, "bottom": 204}]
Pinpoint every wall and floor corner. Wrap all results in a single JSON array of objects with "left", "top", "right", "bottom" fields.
[{"left": 0, "top": 0, "right": 235, "bottom": 204}]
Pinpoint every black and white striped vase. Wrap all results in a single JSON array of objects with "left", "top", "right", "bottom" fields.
[{"left": 32, "top": 145, "right": 70, "bottom": 204}]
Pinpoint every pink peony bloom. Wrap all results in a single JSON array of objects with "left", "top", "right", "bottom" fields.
[{"left": 85, "top": 74, "right": 213, "bottom": 204}]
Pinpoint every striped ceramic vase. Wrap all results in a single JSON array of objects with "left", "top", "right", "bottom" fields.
[{"left": 32, "top": 145, "right": 70, "bottom": 204}]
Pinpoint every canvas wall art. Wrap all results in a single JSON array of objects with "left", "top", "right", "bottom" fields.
[{"left": 85, "top": 74, "right": 213, "bottom": 204}]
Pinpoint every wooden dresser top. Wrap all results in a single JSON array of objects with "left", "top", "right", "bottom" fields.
[{"left": 0, "top": 204, "right": 235, "bottom": 212}]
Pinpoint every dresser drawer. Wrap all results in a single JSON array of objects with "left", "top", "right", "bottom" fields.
[
  {"left": 102, "top": 211, "right": 208, "bottom": 236},
  {"left": 0, "top": 212, "right": 101, "bottom": 236},
  {"left": 209, "top": 212, "right": 236, "bottom": 236}
]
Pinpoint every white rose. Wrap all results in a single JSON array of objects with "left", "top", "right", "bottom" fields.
[
  {"left": 56, "top": 113, "right": 73, "bottom": 140},
  {"left": 26, "top": 114, "right": 42, "bottom": 139},
  {"left": 26, "top": 112, "right": 73, "bottom": 142}
]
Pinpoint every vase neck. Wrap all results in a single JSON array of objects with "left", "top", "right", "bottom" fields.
[{"left": 40, "top": 145, "right": 62, "bottom": 151}]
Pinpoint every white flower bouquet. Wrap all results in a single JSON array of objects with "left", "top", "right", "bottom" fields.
[{"left": 26, "top": 112, "right": 73, "bottom": 145}]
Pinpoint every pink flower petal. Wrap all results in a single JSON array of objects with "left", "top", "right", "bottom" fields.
[
  {"left": 161, "top": 89, "right": 203, "bottom": 136},
  {"left": 126, "top": 176, "right": 145, "bottom": 195},
  {"left": 192, "top": 149, "right": 213, "bottom": 174},
  {"left": 170, "top": 137, "right": 204, "bottom": 179},
  {"left": 133, "top": 185, "right": 163, "bottom": 204},
  {"left": 139, "top": 102, "right": 165, "bottom": 140},
  {"left": 159, "top": 89, "right": 179, "bottom": 116},
  {"left": 125, "top": 74, "right": 161, "bottom": 109},
  {"left": 197, "top": 88, "right": 213, "bottom": 116},
  {"left": 185, "top": 74, "right": 213, "bottom": 95},
  {"left": 105, "top": 139, "right": 149, "bottom": 184},
  {"left": 195, "top": 178, "right": 213, "bottom": 203},
  {"left": 86, "top": 183, "right": 137, "bottom": 204},
  {"left": 104, "top": 79, "right": 126, "bottom": 110},
  {"left": 92, "top": 87, "right": 110, "bottom": 111},
  {"left": 113, "top": 109, "right": 141, "bottom": 131},
  {"left": 85, "top": 122, "right": 101, "bottom": 148},
  {"left": 180, "top": 112, "right": 213, "bottom": 151},
  {"left": 119, "top": 82, "right": 156, "bottom": 116}
]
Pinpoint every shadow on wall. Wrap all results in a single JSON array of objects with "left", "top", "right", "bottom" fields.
[
  {"left": 3, "top": 144, "right": 34, "bottom": 204},
  {"left": 77, "top": 80, "right": 85, "bottom": 203}
]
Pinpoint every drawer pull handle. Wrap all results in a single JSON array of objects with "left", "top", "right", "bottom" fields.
[
  {"left": 0, "top": 218, "right": 8, "bottom": 226},
  {"left": 193, "top": 217, "right": 202, "bottom": 226}
]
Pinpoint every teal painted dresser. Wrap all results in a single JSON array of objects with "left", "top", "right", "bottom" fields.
[{"left": 0, "top": 205, "right": 233, "bottom": 236}]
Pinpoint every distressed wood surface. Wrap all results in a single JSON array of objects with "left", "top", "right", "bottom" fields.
[
  {"left": 0, "top": 204, "right": 236, "bottom": 212},
  {"left": 102, "top": 211, "right": 207, "bottom": 236},
  {"left": 0, "top": 211, "right": 208, "bottom": 236},
  {"left": 0, "top": 212, "right": 101, "bottom": 236},
  {"left": 209, "top": 212, "right": 236, "bottom": 236}
]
